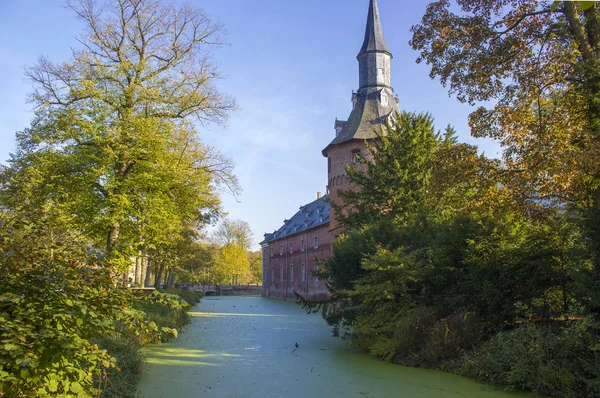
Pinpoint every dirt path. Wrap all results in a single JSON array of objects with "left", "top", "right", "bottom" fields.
[{"left": 137, "top": 296, "right": 531, "bottom": 398}]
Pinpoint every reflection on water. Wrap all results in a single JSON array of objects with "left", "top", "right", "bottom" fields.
[{"left": 137, "top": 296, "right": 533, "bottom": 398}]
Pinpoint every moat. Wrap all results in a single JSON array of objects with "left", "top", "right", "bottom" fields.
[{"left": 137, "top": 296, "right": 532, "bottom": 398}]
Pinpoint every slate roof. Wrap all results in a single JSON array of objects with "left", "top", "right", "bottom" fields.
[
  {"left": 261, "top": 195, "right": 330, "bottom": 244},
  {"left": 359, "top": 0, "right": 390, "bottom": 56},
  {"left": 322, "top": 90, "right": 399, "bottom": 155}
]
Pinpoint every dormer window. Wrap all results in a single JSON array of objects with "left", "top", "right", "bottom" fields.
[{"left": 381, "top": 91, "right": 388, "bottom": 106}]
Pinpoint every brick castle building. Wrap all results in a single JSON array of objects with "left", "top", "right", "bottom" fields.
[{"left": 261, "top": 0, "right": 399, "bottom": 300}]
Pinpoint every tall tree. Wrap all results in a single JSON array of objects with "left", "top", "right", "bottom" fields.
[
  {"left": 213, "top": 218, "right": 253, "bottom": 250},
  {"left": 411, "top": 0, "right": 600, "bottom": 208},
  {"left": 0, "top": 0, "right": 238, "bottom": 266},
  {"left": 336, "top": 111, "right": 440, "bottom": 229}
]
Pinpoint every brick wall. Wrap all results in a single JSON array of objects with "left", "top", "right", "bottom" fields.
[
  {"left": 326, "top": 140, "right": 371, "bottom": 232},
  {"left": 262, "top": 223, "right": 331, "bottom": 301}
]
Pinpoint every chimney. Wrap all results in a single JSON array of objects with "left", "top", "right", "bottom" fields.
[{"left": 317, "top": 192, "right": 322, "bottom": 199}]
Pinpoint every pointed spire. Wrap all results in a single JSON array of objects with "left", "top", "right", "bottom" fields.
[{"left": 358, "top": 0, "right": 391, "bottom": 56}]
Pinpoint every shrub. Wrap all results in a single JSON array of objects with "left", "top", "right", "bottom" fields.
[
  {"left": 96, "top": 336, "right": 143, "bottom": 398},
  {"left": 419, "top": 309, "right": 486, "bottom": 367},
  {"left": 463, "top": 321, "right": 600, "bottom": 397},
  {"left": 0, "top": 223, "right": 129, "bottom": 396},
  {"left": 132, "top": 291, "right": 191, "bottom": 343},
  {"left": 162, "top": 288, "right": 203, "bottom": 306},
  {"left": 392, "top": 307, "right": 485, "bottom": 368},
  {"left": 392, "top": 306, "right": 440, "bottom": 366}
]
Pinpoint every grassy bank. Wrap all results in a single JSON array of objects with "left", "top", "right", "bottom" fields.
[{"left": 98, "top": 289, "right": 204, "bottom": 397}]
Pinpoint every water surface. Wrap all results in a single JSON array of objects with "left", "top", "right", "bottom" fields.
[{"left": 137, "top": 296, "right": 531, "bottom": 398}]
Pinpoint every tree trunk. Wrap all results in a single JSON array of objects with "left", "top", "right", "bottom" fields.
[
  {"left": 163, "top": 268, "right": 169, "bottom": 288},
  {"left": 106, "top": 221, "right": 120, "bottom": 255},
  {"left": 154, "top": 264, "right": 165, "bottom": 289},
  {"left": 167, "top": 269, "right": 176, "bottom": 288},
  {"left": 139, "top": 256, "right": 147, "bottom": 287},
  {"left": 144, "top": 258, "right": 152, "bottom": 287},
  {"left": 134, "top": 256, "right": 142, "bottom": 286}
]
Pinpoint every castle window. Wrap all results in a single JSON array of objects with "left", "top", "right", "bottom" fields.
[
  {"left": 301, "top": 263, "right": 306, "bottom": 281},
  {"left": 381, "top": 92, "right": 388, "bottom": 106},
  {"left": 314, "top": 263, "right": 320, "bottom": 281},
  {"left": 280, "top": 265, "right": 284, "bottom": 281},
  {"left": 270, "top": 247, "right": 273, "bottom": 257},
  {"left": 290, "top": 265, "right": 294, "bottom": 281},
  {"left": 280, "top": 244, "right": 283, "bottom": 256},
  {"left": 314, "top": 236, "right": 319, "bottom": 249},
  {"left": 301, "top": 238, "right": 305, "bottom": 251},
  {"left": 271, "top": 266, "right": 274, "bottom": 282},
  {"left": 377, "top": 68, "right": 384, "bottom": 79},
  {"left": 353, "top": 152, "right": 362, "bottom": 165},
  {"left": 290, "top": 242, "right": 293, "bottom": 254}
]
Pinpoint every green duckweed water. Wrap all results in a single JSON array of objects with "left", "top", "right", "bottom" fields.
[{"left": 136, "top": 296, "right": 532, "bottom": 398}]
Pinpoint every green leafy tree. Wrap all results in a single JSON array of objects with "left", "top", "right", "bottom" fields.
[{"left": 0, "top": 0, "right": 238, "bottom": 268}]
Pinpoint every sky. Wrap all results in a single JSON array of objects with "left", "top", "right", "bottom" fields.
[{"left": 0, "top": 0, "right": 502, "bottom": 249}]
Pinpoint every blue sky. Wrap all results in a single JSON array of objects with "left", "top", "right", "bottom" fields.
[{"left": 0, "top": 0, "right": 501, "bottom": 248}]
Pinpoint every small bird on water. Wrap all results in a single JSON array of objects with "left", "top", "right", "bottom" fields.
[{"left": 295, "top": 342, "right": 299, "bottom": 348}]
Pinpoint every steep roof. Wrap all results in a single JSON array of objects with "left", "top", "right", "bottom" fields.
[
  {"left": 261, "top": 196, "right": 330, "bottom": 244},
  {"left": 322, "top": 90, "right": 398, "bottom": 155},
  {"left": 358, "top": 0, "right": 390, "bottom": 56}
]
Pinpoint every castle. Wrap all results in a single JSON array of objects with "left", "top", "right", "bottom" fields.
[{"left": 260, "top": 0, "right": 399, "bottom": 300}]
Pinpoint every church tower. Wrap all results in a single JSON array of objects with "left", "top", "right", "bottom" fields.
[{"left": 323, "top": 0, "right": 399, "bottom": 232}]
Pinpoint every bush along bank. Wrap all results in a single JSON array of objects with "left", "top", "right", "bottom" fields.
[
  {"left": 0, "top": 219, "right": 203, "bottom": 397},
  {"left": 98, "top": 289, "right": 203, "bottom": 397}
]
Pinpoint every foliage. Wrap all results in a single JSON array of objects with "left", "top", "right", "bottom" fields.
[
  {"left": 337, "top": 112, "right": 439, "bottom": 228},
  {"left": 213, "top": 219, "right": 254, "bottom": 250},
  {"left": 307, "top": 106, "right": 599, "bottom": 396},
  {"left": 0, "top": 0, "right": 238, "bottom": 267},
  {"left": 161, "top": 288, "right": 204, "bottom": 306},
  {"left": 0, "top": 218, "right": 122, "bottom": 396},
  {"left": 96, "top": 336, "right": 143, "bottom": 398},
  {"left": 462, "top": 320, "right": 600, "bottom": 397},
  {"left": 411, "top": 0, "right": 599, "bottom": 208},
  {"left": 0, "top": 213, "right": 197, "bottom": 396},
  {"left": 132, "top": 291, "right": 191, "bottom": 343}
]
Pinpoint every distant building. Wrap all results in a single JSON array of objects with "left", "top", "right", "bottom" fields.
[{"left": 261, "top": 0, "right": 399, "bottom": 300}]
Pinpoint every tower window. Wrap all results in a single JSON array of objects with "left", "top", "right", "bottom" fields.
[
  {"left": 290, "top": 242, "right": 293, "bottom": 254},
  {"left": 314, "top": 236, "right": 319, "bottom": 249},
  {"left": 381, "top": 92, "right": 388, "bottom": 106},
  {"left": 354, "top": 152, "right": 362, "bottom": 165},
  {"left": 301, "top": 238, "right": 305, "bottom": 251},
  {"left": 280, "top": 244, "right": 283, "bottom": 256},
  {"left": 377, "top": 68, "right": 384, "bottom": 79}
]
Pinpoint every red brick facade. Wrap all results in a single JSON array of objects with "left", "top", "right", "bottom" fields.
[
  {"left": 262, "top": 223, "right": 331, "bottom": 301},
  {"left": 325, "top": 140, "right": 371, "bottom": 233}
]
